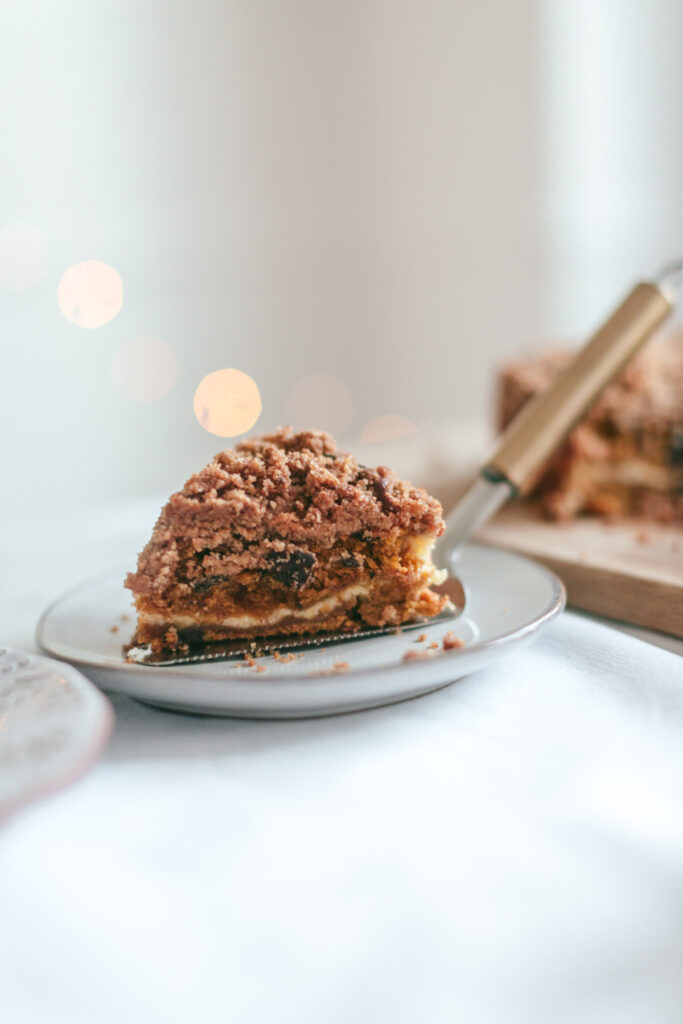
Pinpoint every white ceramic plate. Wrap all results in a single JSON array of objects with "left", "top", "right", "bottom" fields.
[
  {"left": 0, "top": 647, "right": 113, "bottom": 822},
  {"left": 37, "top": 543, "right": 565, "bottom": 719}
]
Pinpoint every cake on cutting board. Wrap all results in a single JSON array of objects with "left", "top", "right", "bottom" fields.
[
  {"left": 497, "top": 335, "right": 683, "bottom": 522},
  {"left": 487, "top": 333, "right": 683, "bottom": 638},
  {"left": 125, "top": 428, "right": 448, "bottom": 654}
]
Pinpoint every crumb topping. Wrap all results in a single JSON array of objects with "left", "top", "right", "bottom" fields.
[{"left": 126, "top": 428, "right": 444, "bottom": 598}]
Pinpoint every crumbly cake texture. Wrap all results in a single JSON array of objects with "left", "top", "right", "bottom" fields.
[
  {"left": 498, "top": 335, "right": 683, "bottom": 522},
  {"left": 125, "top": 428, "right": 448, "bottom": 653}
]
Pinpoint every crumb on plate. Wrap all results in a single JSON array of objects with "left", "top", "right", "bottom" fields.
[
  {"left": 403, "top": 649, "right": 432, "bottom": 662},
  {"left": 443, "top": 631, "right": 465, "bottom": 651}
]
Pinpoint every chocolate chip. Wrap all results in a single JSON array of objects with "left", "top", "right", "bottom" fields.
[
  {"left": 670, "top": 427, "right": 683, "bottom": 466},
  {"left": 266, "top": 549, "right": 316, "bottom": 588},
  {"left": 192, "top": 575, "right": 226, "bottom": 593},
  {"left": 372, "top": 475, "right": 400, "bottom": 512}
]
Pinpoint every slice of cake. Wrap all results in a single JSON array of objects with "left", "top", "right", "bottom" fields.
[
  {"left": 125, "top": 428, "right": 448, "bottom": 653},
  {"left": 497, "top": 335, "right": 683, "bottom": 521}
]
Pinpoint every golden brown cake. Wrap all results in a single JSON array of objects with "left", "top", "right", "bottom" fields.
[
  {"left": 125, "top": 428, "right": 448, "bottom": 653},
  {"left": 498, "top": 335, "right": 683, "bottom": 521}
]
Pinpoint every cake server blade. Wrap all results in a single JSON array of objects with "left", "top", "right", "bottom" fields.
[{"left": 126, "top": 577, "right": 466, "bottom": 667}]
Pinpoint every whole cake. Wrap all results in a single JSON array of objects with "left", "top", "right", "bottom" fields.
[
  {"left": 125, "top": 428, "right": 448, "bottom": 653},
  {"left": 498, "top": 335, "right": 683, "bottom": 521}
]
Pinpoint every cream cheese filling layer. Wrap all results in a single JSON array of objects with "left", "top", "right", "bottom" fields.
[
  {"left": 139, "top": 582, "right": 371, "bottom": 630},
  {"left": 409, "top": 534, "right": 448, "bottom": 586},
  {"left": 572, "top": 457, "right": 683, "bottom": 491}
]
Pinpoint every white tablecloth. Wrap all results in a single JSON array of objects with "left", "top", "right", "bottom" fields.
[{"left": 1, "top": 501, "right": 682, "bottom": 1024}]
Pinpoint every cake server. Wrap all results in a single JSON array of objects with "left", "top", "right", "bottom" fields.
[{"left": 437, "top": 260, "right": 683, "bottom": 563}]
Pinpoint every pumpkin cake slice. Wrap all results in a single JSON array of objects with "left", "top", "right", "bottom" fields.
[{"left": 125, "top": 428, "right": 449, "bottom": 654}]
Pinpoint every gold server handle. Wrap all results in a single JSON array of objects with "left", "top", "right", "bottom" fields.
[{"left": 486, "top": 278, "right": 674, "bottom": 495}]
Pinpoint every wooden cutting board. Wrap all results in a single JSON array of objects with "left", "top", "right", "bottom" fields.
[{"left": 476, "top": 504, "right": 683, "bottom": 639}]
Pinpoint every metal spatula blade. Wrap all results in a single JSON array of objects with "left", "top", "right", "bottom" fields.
[{"left": 126, "top": 577, "right": 466, "bottom": 667}]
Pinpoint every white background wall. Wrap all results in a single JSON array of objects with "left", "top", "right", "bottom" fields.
[
  {"left": 542, "top": 0, "right": 683, "bottom": 331},
  {"left": 1, "top": 0, "right": 681, "bottom": 519}
]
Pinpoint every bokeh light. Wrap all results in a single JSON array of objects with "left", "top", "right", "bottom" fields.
[
  {"left": 285, "top": 373, "right": 353, "bottom": 436},
  {"left": 360, "top": 414, "right": 419, "bottom": 444},
  {"left": 193, "top": 368, "right": 262, "bottom": 437},
  {"left": 57, "top": 259, "right": 123, "bottom": 328},
  {"left": 110, "top": 336, "right": 178, "bottom": 402},
  {"left": 0, "top": 224, "right": 47, "bottom": 290}
]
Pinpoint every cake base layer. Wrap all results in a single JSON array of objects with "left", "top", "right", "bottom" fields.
[{"left": 129, "top": 579, "right": 447, "bottom": 654}]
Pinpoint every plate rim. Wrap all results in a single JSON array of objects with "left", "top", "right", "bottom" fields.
[{"left": 35, "top": 543, "right": 567, "bottom": 685}]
